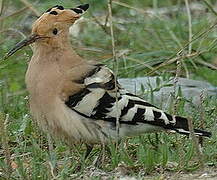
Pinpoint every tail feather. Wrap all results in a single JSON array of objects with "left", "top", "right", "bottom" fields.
[
  {"left": 168, "top": 116, "right": 211, "bottom": 137},
  {"left": 193, "top": 128, "right": 212, "bottom": 137}
]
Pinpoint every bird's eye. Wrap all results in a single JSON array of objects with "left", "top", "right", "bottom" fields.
[{"left": 53, "top": 28, "right": 58, "bottom": 35}]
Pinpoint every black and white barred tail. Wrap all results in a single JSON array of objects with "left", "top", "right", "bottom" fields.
[{"left": 166, "top": 116, "right": 211, "bottom": 137}]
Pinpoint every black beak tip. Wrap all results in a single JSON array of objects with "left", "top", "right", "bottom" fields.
[
  {"left": 77, "top": 4, "right": 89, "bottom": 11},
  {"left": 3, "top": 53, "right": 10, "bottom": 60}
]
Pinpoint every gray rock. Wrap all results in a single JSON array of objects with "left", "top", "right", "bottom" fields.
[{"left": 119, "top": 77, "right": 217, "bottom": 110}]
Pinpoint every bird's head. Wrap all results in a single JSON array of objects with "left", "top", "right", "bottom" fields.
[{"left": 4, "top": 4, "right": 89, "bottom": 59}]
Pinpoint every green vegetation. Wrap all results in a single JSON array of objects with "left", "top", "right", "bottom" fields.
[{"left": 0, "top": 0, "right": 217, "bottom": 179}]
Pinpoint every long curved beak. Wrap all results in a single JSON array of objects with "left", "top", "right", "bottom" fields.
[{"left": 3, "top": 34, "right": 42, "bottom": 60}]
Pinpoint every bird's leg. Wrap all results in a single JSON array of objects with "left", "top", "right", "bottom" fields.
[
  {"left": 85, "top": 144, "right": 94, "bottom": 159},
  {"left": 93, "top": 145, "right": 104, "bottom": 168},
  {"left": 105, "top": 145, "right": 111, "bottom": 156},
  {"left": 147, "top": 133, "right": 159, "bottom": 150},
  {"left": 47, "top": 133, "right": 57, "bottom": 178},
  {"left": 47, "top": 133, "right": 54, "bottom": 152},
  {"left": 72, "top": 144, "right": 93, "bottom": 173},
  {"left": 92, "top": 144, "right": 111, "bottom": 168}
]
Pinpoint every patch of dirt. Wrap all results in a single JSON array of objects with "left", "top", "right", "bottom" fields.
[{"left": 70, "top": 166, "right": 217, "bottom": 180}]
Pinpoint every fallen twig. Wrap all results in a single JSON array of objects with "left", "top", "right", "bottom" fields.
[
  {"left": 108, "top": 0, "right": 120, "bottom": 144},
  {"left": 146, "top": 50, "right": 206, "bottom": 75},
  {"left": 204, "top": 0, "right": 217, "bottom": 16}
]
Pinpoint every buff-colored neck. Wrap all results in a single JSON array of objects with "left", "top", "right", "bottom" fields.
[{"left": 32, "top": 30, "right": 84, "bottom": 67}]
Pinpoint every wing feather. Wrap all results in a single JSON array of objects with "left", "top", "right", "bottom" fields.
[{"left": 65, "top": 64, "right": 211, "bottom": 137}]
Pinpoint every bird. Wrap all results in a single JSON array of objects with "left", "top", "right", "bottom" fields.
[{"left": 4, "top": 4, "right": 211, "bottom": 154}]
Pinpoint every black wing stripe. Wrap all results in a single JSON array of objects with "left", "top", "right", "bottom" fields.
[
  {"left": 131, "top": 108, "right": 146, "bottom": 123},
  {"left": 165, "top": 113, "right": 173, "bottom": 122},
  {"left": 86, "top": 78, "right": 115, "bottom": 90},
  {"left": 153, "top": 111, "right": 162, "bottom": 119},
  {"left": 120, "top": 100, "right": 135, "bottom": 117},
  {"left": 65, "top": 89, "right": 91, "bottom": 108},
  {"left": 102, "top": 75, "right": 116, "bottom": 90},
  {"left": 86, "top": 83, "right": 101, "bottom": 89},
  {"left": 86, "top": 65, "right": 102, "bottom": 78},
  {"left": 125, "top": 93, "right": 138, "bottom": 97},
  {"left": 91, "top": 92, "right": 116, "bottom": 119}
]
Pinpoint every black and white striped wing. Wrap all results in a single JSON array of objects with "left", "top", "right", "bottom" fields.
[{"left": 65, "top": 64, "right": 211, "bottom": 137}]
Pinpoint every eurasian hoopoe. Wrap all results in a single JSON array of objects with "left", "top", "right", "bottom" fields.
[{"left": 4, "top": 4, "right": 211, "bottom": 146}]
